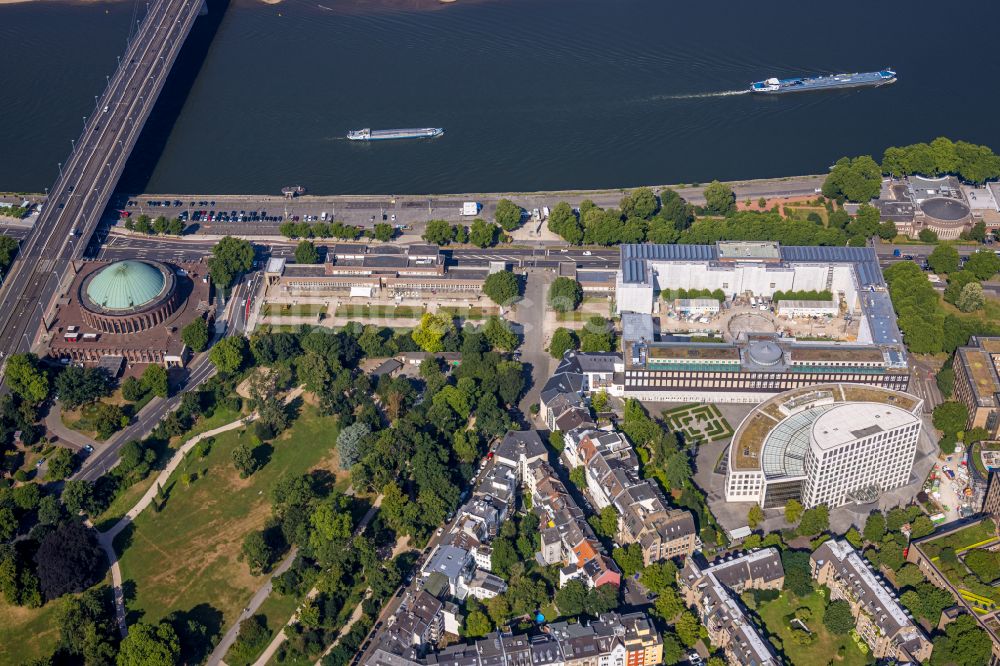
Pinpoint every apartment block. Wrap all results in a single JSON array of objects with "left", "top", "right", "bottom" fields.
[{"left": 811, "top": 540, "right": 932, "bottom": 663}]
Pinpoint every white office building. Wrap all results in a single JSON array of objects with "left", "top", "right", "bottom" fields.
[
  {"left": 801, "top": 402, "right": 922, "bottom": 508},
  {"left": 725, "top": 384, "right": 923, "bottom": 509}
]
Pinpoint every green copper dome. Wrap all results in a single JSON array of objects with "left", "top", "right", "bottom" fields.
[{"left": 86, "top": 260, "right": 166, "bottom": 310}]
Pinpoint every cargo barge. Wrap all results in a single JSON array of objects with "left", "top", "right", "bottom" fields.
[
  {"left": 347, "top": 127, "right": 444, "bottom": 141},
  {"left": 750, "top": 69, "right": 896, "bottom": 94}
]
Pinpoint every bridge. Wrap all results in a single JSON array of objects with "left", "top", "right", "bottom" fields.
[{"left": 0, "top": 0, "right": 206, "bottom": 364}]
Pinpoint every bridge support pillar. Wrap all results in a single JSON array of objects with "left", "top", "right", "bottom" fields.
[{"left": 199, "top": 0, "right": 208, "bottom": 16}]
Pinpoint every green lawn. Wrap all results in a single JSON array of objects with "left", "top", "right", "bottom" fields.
[
  {"left": 116, "top": 402, "right": 346, "bottom": 632},
  {"left": 754, "top": 589, "right": 870, "bottom": 666},
  {"left": 92, "top": 405, "right": 243, "bottom": 532},
  {"left": 438, "top": 306, "right": 493, "bottom": 320},
  {"left": 0, "top": 596, "right": 64, "bottom": 664},
  {"left": 262, "top": 303, "right": 326, "bottom": 317},
  {"left": 0, "top": 573, "right": 113, "bottom": 664},
  {"left": 335, "top": 305, "right": 423, "bottom": 319}
]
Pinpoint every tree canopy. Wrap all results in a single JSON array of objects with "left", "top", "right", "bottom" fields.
[
  {"left": 822, "top": 155, "right": 882, "bottom": 202},
  {"left": 882, "top": 137, "right": 1000, "bottom": 184},
  {"left": 207, "top": 236, "right": 254, "bottom": 288},
  {"left": 4, "top": 353, "right": 49, "bottom": 404},
  {"left": 702, "top": 180, "right": 736, "bottom": 216},
  {"left": 494, "top": 199, "right": 523, "bottom": 231},
  {"left": 181, "top": 316, "right": 211, "bottom": 352},
  {"left": 548, "top": 277, "right": 582, "bottom": 312},
  {"left": 482, "top": 271, "right": 520, "bottom": 306},
  {"left": 294, "top": 240, "right": 320, "bottom": 264}
]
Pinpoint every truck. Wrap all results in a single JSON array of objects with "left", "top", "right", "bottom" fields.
[{"left": 461, "top": 202, "right": 479, "bottom": 216}]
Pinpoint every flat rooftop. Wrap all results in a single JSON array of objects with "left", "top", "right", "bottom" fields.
[
  {"left": 790, "top": 346, "right": 885, "bottom": 364},
  {"left": 958, "top": 346, "right": 1000, "bottom": 405},
  {"left": 811, "top": 403, "right": 919, "bottom": 451},
  {"left": 717, "top": 241, "right": 781, "bottom": 261},
  {"left": 645, "top": 343, "right": 740, "bottom": 361}
]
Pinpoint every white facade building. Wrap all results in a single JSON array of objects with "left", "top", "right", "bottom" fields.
[
  {"left": 777, "top": 299, "right": 840, "bottom": 318},
  {"left": 725, "top": 384, "right": 923, "bottom": 509},
  {"left": 801, "top": 403, "right": 922, "bottom": 507}
]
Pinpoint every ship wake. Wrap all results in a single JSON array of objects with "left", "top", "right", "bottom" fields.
[{"left": 656, "top": 89, "right": 750, "bottom": 100}]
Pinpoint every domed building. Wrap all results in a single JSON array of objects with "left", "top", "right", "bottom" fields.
[
  {"left": 79, "top": 260, "right": 181, "bottom": 334},
  {"left": 47, "top": 258, "right": 213, "bottom": 368}
]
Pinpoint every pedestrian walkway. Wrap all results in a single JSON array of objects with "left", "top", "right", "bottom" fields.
[{"left": 97, "top": 386, "right": 305, "bottom": 638}]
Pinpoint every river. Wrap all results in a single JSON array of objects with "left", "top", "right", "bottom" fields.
[{"left": 2, "top": 0, "right": 998, "bottom": 195}]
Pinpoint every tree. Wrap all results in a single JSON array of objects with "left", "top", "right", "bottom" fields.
[
  {"left": 747, "top": 503, "right": 764, "bottom": 529},
  {"left": 468, "top": 219, "right": 499, "bottom": 248},
  {"left": 494, "top": 199, "right": 522, "bottom": 231},
  {"left": 823, "top": 599, "right": 854, "bottom": 634},
  {"left": 965, "top": 549, "right": 1000, "bottom": 583},
  {"left": 798, "top": 504, "right": 829, "bottom": 536},
  {"left": 62, "top": 479, "right": 96, "bottom": 515},
  {"left": 54, "top": 366, "right": 111, "bottom": 409},
  {"left": 141, "top": 364, "right": 169, "bottom": 398},
  {"left": 117, "top": 621, "right": 180, "bottom": 666},
  {"left": 34, "top": 520, "right": 105, "bottom": 600},
  {"left": 957, "top": 282, "right": 986, "bottom": 312},
  {"left": 894, "top": 563, "right": 924, "bottom": 589},
  {"left": 483, "top": 316, "right": 518, "bottom": 352},
  {"left": 931, "top": 614, "right": 992, "bottom": 666},
  {"left": 547, "top": 202, "right": 583, "bottom": 244},
  {"left": 878, "top": 219, "right": 899, "bottom": 240},
  {"left": 781, "top": 550, "right": 814, "bottom": 597},
  {"left": 555, "top": 579, "right": 589, "bottom": 616},
  {"left": 92, "top": 402, "right": 128, "bottom": 440},
  {"left": 120, "top": 376, "right": 146, "bottom": 402},
  {"left": 465, "top": 610, "right": 492, "bottom": 637},
  {"left": 181, "top": 316, "right": 211, "bottom": 352},
  {"left": 822, "top": 156, "right": 882, "bottom": 202},
  {"left": 611, "top": 543, "right": 644, "bottom": 577},
  {"left": 422, "top": 219, "right": 453, "bottom": 245},
  {"left": 784, "top": 499, "right": 803, "bottom": 524},
  {"left": 336, "top": 422, "right": 371, "bottom": 470},
  {"left": 965, "top": 249, "right": 1000, "bottom": 280},
  {"left": 294, "top": 240, "right": 320, "bottom": 264},
  {"left": 412, "top": 313, "right": 455, "bottom": 353},
  {"left": 208, "top": 236, "right": 254, "bottom": 289},
  {"left": 588, "top": 506, "right": 619, "bottom": 539},
  {"left": 240, "top": 530, "right": 279, "bottom": 575},
  {"left": 226, "top": 615, "right": 270, "bottom": 666},
  {"left": 232, "top": 442, "right": 260, "bottom": 478},
  {"left": 0, "top": 507, "right": 15, "bottom": 542},
  {"left": 482, "top": 271, "right": 520, "bottom": 306},
  {"left": 621, "top": 187, "right": 658, "bottom": 220},
  {"left": 373, "top": 223, "right": 394, "bottom": 242},
  {"left": 5, "top": 353, "right": 49, "bottom": 404},
  {"left": 549, "top": 327, "right": 578, "bottom": 358},
  {"left": 674, "top": 611, "right": 701, "bottom": 647},
  {"left": 928, "top": 244, "right": 960, "bottom": 274},
  {"left": 46, "top": 447, "right": 76, "bottom": 481},
  {"left": 210, "top": 336, "right": 247, "bottom": 374},
  {"left": 933, "top": 401, "right": 969, "bottom": 436},
  {"left": 579, "top": 316, "right": 614, "bottom": 352},
  {"left": 918, "top": 228, "right": 939, "bottom": 243},
  {"left": 863, "top": 511, "right": 886, "bottom": 544},
  {"left": 549, "top": 277, "right": 582, "bottom": 312},
  {"left": 703, "top": 180, "right": 735, "bottom": 216}
]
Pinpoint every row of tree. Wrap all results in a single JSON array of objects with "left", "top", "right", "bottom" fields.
[{"left": 123, "top": 215, "right": 185, "bottom": 236}]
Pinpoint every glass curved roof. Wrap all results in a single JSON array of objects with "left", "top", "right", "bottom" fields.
[{"left": 761, "top": 405, "right": 835, "bottom": 479}]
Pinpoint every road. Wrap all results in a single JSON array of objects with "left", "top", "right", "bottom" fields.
[
  {"left": 115, "top": 175, "right": 829, "bottom": 234},
  {"left": 0, "top": 0, "right": 203, "bottom": 368}
]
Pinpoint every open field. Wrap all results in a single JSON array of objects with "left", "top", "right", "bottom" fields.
[
  {"left": 662, "top": 403, "right": 733, "bottom": 444},
  {"left": 116, "top": 402, "right": 346, "bottom": 633},
  {"left": 92, "top": 405, "right": 243, "bottom": 531},
  {"left": 438, "top": 306, "right": 494, "bottom": 320},
  {"left": 0, "top": 596, "right": 63, "bottom": 664},
  {"left": 754, "top": 588, "right": 869, "bottom": 666}
]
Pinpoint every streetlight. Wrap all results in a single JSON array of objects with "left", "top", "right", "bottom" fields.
[
  {"left": 71, "top": 139, "right": 75, "bottom": 152},
  {"left": 58, "top": 162, "right": 63, "bottom": 178}
]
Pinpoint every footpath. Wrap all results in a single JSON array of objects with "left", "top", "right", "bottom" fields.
[{"left": 96, "top": 386, "right": 305, "bottom": 639}]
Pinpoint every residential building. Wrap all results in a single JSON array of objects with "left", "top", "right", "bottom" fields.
[
  {"left": 812, "top": 540, "right": 932, "bottom": 663},
  {"left": 953, "top": 336, "right": 1000, "bottom": 438},
  {"left": 678, "top": 549, "right": 784, "bottom": 666},
  {"left": 493, "top": 430, "right": 547, "bottom": 480},
  {"left": 562, "top": 427, "right": 696, "bottom": 565},
  {"left": 526, "top": 459, "right": 621, "bottom": 589},
  {"left": 725, "top": 384, "right": 924, "bottom": 509}
]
